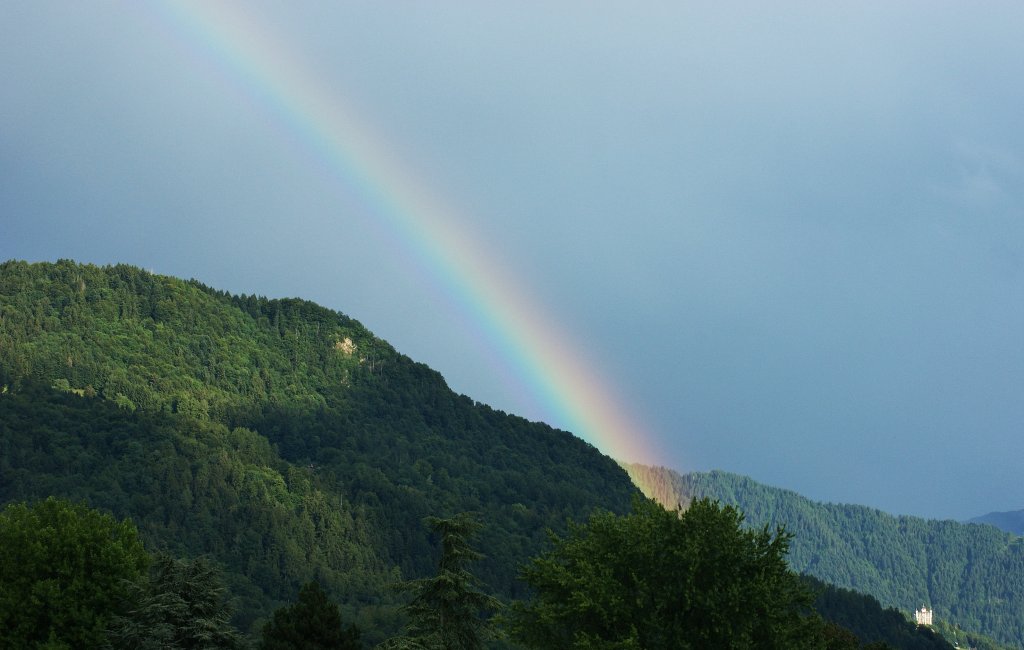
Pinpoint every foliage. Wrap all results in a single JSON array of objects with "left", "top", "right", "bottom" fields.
[
  {"left": 623, "top": 464, "right": 1024, "bottom": 648},
  {"left": 0, "top": 382, "right": 394, "bottom": 634},
  {"left": 822, "top": 622, "right": 865, "bottom": 650},
  {"left": 0, "top": 261, "right": 996, "bottom": 650},
  {"left": 107, "top": 553, "right": 246, "bottom": 649},
  {"left": 806, "top": 577, "right": 953, "bottom": 650},
  {"left": 967, "top": 509, "right": 1024, "bottom": 536},
  {"left": 929, "top": 619, "right": 1016, "bottom": 650},
  {"left": 0, "top": 260, "right": 637, "bottom": 639},
  {"left": 0, "top": 497, "right": 148, "bottom": 649},
  {"left": 259, "top": 581, "right": 362, "bottom": 650},
  {"left": 381, "top": 513, "right": 501, "bottom": 650},
  {"left": 509, "top": 496, "right": 824, "bottom": 649}
]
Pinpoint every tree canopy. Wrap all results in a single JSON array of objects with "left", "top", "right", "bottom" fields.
[
  {"left": 107, "top": 553, "right": 246, "bottom": 649},
  {"left": 260, "top": 580, "right": 361, "bottom": 650},
  {"left": 0, "top": 261, "right": 1012, "bottom": 649},
  {"left": 0, "top": 497, "right": 148, "bottom": 648},
  {"left": 0, "top": 259, "right": 638, "bottom": 638},
  {"left": 510, "top": 496, "right": 824, "bottom": 649},
  {"left": 623, "top": 465, "right": 1024, "bottom": 647}
]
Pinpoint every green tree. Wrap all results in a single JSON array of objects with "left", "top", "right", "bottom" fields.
[
  {"left": 106, "top": 553, "right": 246, "bottom": 649},
  {"left": 0, "top": 497, "right": 149, "bottom": 649},
  {"left": 823, "top": 622, "right": 861, "bottom": 650},
  {"left": 509, "top": 496, "right": 825, "bottom": 650},
  {"left": 259, "top": 580, "right": 361, "bottom": 649},
  {"left": 380, "top": 513, "right": 501, "bottom": 650}
]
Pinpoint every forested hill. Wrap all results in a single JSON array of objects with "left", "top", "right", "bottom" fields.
[
  {"left": 0, "top": 259, "right": 638, "bottom": 637},
  {"left": 624, "top": 464, "right": 1024, "bottom": 648},
  {"left": 970, "top": 509, "right": 1024, "bottom": 536}
]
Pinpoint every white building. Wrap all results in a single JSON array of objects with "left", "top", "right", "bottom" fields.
[{"left": 915, "top": 606, "right": 933, "bottom": 626}]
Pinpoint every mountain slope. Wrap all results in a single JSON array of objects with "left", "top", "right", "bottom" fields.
[
  {"left": 0, "top": 383, "right": 395, "bottom": 633},
  {"left": 806, "top": 576, "right": 956, "bottom": 650},
  {"left": 5, "top": 259, "right": 999, "bottom": 648},
  {"left": 624, "top": 464, "right": 1024, "bottom": 648},
  {"left": 0, "top": 259, "right": 639, "bottom": 636},
  {"left": 969, "top": 509, "right": 1024, "bottom": 536}
]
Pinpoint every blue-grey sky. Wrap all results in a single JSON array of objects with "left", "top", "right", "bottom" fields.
[{"left": 2, "top": 2, "right": 1022, "bottom": 520}]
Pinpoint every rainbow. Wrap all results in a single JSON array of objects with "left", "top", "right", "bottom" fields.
[{"left": 149, "top": 1, "right": 661, "bottom": 466}]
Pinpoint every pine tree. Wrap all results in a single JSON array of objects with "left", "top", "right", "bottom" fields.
[
  {"left": 379, "top": 513, "right": 500, "bottom": 650},
  {"left": 106, "top": 553, "right": 245, "bottom": 649},
  {"left": 259, "top": 580, "right": 361, "bottom": 650}
]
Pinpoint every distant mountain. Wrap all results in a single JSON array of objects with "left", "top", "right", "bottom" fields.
[
  {"left": 624, "top": 464, "right": 1024, "bottom": 649},
  {"left": 969, "top": 509, "right": 1024, "bottom": 536}
]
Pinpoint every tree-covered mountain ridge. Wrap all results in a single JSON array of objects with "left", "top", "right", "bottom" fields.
[
  {"left": 0, "top": 259, "right": 638, "bottom": 640},
  {"left": 0, "top": 258, "right": 1014, "bottom": 648},
  {"left": 970, "top": 509, "right": 1024, "bottom": 536},
  {"left": 624, "top": 463, "right": 1024, "bottom": 648},
  {"left": 1, "top": 258, "right": 397, "bottom": 418}
]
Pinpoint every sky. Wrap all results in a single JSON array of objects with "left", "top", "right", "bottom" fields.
[{"left": 2, "top": 2, "right": 1022, "bottom": 521}]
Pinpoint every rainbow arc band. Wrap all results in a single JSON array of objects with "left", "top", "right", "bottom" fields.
[{"left": 152, "top": 1, "right": 659, "bottom": 468}]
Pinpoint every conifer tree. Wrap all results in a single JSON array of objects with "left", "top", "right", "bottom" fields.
[
  {"left": 379, "top": 513, "right": 500, "bottom": 650},
  {"left": 106, "top": 553, "right": 245, "bottom": 649},
  {"left": 259, "top": 580, "right": 361, "bottom": 650}
]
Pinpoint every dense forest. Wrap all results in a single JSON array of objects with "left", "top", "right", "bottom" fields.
[
  {"left": 2, "top": 492, "right": 959, "bottom": 649},
  {"left": 0, "top": 259, "right": 636, "bottom": 640},
  {"left": 0, "top": 260, "right": 1014, "bottom": 648},
  {"left": 805, "top": 577, "right": 1016, "bottom": 650},
  {"left": 624, "top": 464, "right": 1024, "bottom": 648}
]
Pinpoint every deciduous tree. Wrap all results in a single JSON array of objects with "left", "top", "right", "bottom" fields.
[
  {"left": 0, "top": 497, "right": 148, "bottom": 648},
  {"left": 509, "top": 496, "right": 824, "bottom": 649}
]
